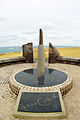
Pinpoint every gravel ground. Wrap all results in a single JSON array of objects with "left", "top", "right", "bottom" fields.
[{"left": 0, "top": 63, "right": 80, "bottom": 120}]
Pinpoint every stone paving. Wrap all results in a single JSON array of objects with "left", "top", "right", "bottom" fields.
[{"left": 0, "top": 63, "right": 80, "bottom": 120}]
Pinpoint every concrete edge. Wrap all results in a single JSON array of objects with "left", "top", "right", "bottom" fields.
[{"left": 0, "top": 56, "right": 80, "bottom": 67}]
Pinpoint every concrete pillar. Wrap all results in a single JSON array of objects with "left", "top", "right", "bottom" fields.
[{"left": 37, "top": 29, "right": 45, "bottom": 75}]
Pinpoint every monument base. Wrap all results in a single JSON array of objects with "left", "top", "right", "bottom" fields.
[{"left": 13, "top": 88, "right": 66, "bottom": 119}]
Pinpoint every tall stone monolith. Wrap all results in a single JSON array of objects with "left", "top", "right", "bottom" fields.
[{"left": 37, "top": 29, "right": 45, "bottom": 75}]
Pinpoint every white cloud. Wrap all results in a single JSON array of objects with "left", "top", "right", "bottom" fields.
[
  {"left": 0, "top": 0, "right": 80, "bottom": 46},
  {"left": 0, "top": 12, "right": 8, "bottom": 21},
  {"left": 39, "top": 22, "right": 56, "bottom": 29}
]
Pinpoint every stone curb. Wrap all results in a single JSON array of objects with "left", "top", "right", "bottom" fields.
[
  {"left": 0, "top": 56, "right": 80, "bottom": 67},
  {"left": 56, "top": 56, "right": 80, "bottom": 66},
  {"left": 0, "top": 57, "right": 26, "bottom": 66}
]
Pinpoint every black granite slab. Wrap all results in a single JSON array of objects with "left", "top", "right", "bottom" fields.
[
  {"left": 18, "top": 92, "right": 62, "bottom": 113},
  {"left": 15, "top": 68, "right": 67, "bottom": 87}
]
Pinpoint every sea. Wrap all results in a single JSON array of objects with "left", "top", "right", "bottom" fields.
[{"left": 0, "top": 46, "right": 79, "bottom": 54}]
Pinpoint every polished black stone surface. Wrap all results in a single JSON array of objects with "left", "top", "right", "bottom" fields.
[
  {"left": 18, "top": 92, "right": 62, "bottom": 113},
  {"left": 15, "top": 68, "right": 67, "bottom": 87}
]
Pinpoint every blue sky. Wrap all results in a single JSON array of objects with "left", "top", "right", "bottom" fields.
[{"left": 0, "top": 0, "right": 80, "bottom": 47}]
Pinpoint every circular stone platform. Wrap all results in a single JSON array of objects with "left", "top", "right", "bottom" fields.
[
  {"left": 15, "top": 68, "right": 67, "bottom": 87},
  {"left": 9, "top": 67, "right": 72, "bottom": 95}
]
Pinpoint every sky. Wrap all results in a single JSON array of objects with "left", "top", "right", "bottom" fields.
[{"left": 0, "top": 0, "right": 80, "bottom": 47}]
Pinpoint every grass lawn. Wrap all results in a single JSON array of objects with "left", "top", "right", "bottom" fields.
[{"left": 0, "top": 47, "right": 80, "bottom": 59}]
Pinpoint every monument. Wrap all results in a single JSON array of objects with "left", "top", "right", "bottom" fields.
[
  {"left": 37, "top": 29, "right": 45, "bottom": 75},
  {"left": 9, "top": 29, "right": 73, "bottom": 119}
]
